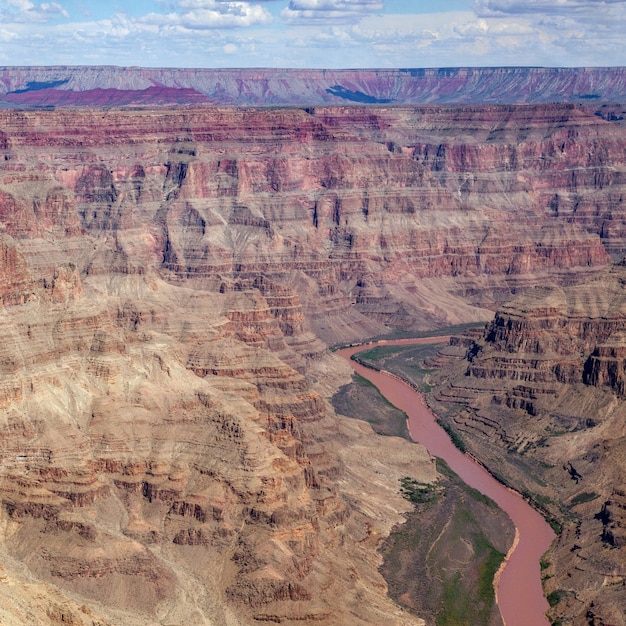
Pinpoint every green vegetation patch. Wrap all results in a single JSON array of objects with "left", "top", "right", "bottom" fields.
[
  {"left": 331, "top": 372, "right": 411, "bottom": 439},
  {"left": 381, "top": 456, "right": 512, "bottom": 626},
  {"left": 434, "top": 509, "right": 505, "bottom": 626},
  {"left": 436, "top": 418, "right": 467, "bottom": 453},
  {"left": 399, "top": 476, "right": 439, "bottom": 504},
  {"left": 569, "top": 491, "right": 600, "bottom": 506},
  {"left": 437, "top": 542, "right": 504, "bottom": 626},
  {"left": 354, "top": 344, "right": 417, "bottom": 362},
  {"left": 547, "top": 589, "right": 570, "bottom": 608}
]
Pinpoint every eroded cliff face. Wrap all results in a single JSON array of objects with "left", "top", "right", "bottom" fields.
[
  {"left": 430, "top": 269, "right": 626, "bottom": 625},
  {"left": 0, "top": 257, "right": 437, "bottom": 625},
  {"left": 2, "top": 105, "right": 622, "bottom": 341},
  {"left": 0, "top": 103, "right": 625, "bottom": 624}
]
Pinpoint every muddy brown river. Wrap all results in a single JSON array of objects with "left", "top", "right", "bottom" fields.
[{"left": 339, "top": 337, "right": 556, "bottom": 626}]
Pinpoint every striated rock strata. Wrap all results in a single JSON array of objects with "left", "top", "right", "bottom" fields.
[
  {"left": 0, "top": 264, "right": 436, "bottom": 625},
  {"left": 430, "top": 268, "right": 626, "bottom": 625},
  {"left": 1, "top": 104, "right": 624, "bottom": 342},
  {"left": 0, "top": 101, "right": 625, "bottom": 623}
]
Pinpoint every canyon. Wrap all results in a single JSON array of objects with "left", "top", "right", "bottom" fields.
[
  {"left": 0, "top": 79, "right": 625, "bottom": 625},
  {"left": 340, "top": 339, "right": 555, "bottom": 626},
  {"left": 428, "top": 271, "right": 626, "bottom": 626}
]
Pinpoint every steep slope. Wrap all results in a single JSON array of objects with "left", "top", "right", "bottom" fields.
[
  {"left": 429, "top": 269, "right": 626, "bottom": 625},
  {"left": 0, "top": 247, "right": 435, "bottom": 625},
  {"left": 0, "top": 101, "right": 625, "bottom": 623},
  {"left": 2, "top": 104, "right": 622, "bottom": 341}
]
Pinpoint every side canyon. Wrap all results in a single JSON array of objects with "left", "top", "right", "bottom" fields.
[{"left": 0, "top": 99, "right": 625, "bottom": 624}]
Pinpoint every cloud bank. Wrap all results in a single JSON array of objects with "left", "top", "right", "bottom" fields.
[
  {"left": 282, "top": 0, "right": 383, "bottom": 23},
  {"left": 0, "top": 0, "right": 624, "bottom": 68}
]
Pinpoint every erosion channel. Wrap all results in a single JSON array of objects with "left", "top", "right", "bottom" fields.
[{"left": 338, "top": 337, "right": 556, "bottom": 626}]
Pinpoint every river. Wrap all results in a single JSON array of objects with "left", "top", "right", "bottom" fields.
[{"left": 338, "top": 337, "right": 556, "bottom": 626}]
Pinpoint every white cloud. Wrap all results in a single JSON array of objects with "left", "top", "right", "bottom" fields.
[
  {"left": 0, "top": 0, "right": 68, "bottom": 23},
  {"left": 288, "top": 0, "right": 382, "bottom": 8},
  {"left": 140, "top": 1, "right": 272, "bottom": 29},
  {"left": 1, "top": 0, "right": 626, "bottom": 69},
  {"left": 468, "top": 0, "right": 626, "bottom": 66},
  {"left": 0, "top": 28, "right": 19, "bottom": 41},
  {"left": 7, "top": 0, "right": 32, "bottom": 8},
  {"left": 338, "top": 8, "right": 626, "bottom": 68},
  {"left": 454, "top": 17, "right": 534, "bottom": 37},
  {"left": 282, "top": 0, "right": 383, "bottom": 23},
  {"left": 475, "top": 0, "right": 626, "bottom": 15}
]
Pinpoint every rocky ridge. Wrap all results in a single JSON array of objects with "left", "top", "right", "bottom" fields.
[
  {"left": 0, "top": 254, "right": 435, "bottom": 625},
  {"left": 1, "top": 66, "right": 626, "bottom": 107},
  {"left": 429, "top": 269, "right": 626, "bottom": 625},
  {"left": 2, "top": 104, "right": 623, "bottom": 341}
]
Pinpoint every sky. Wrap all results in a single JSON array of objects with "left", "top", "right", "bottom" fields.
[{"left": 0, "top": 0, "right": 625, "bottom": 69}]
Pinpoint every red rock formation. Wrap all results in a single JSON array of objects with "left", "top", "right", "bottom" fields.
[
  {"left": 431, "top": 269, "right": 626, "bottom": 625},
  {"left": 0, "top": 100, "right": 625, "bottom": 624},
  {"left": 0, "top": 271, "right": 433, "bottom": 624},
  {"left": 2, "top": 104, "right": 620, "bottom": 340},
  {"left": 0, "top": 174, "right": 433, "bottom": 626}
]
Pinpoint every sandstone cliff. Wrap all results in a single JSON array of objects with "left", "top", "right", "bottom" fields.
[
  {"left": 2, "top": 104, "right": 622, "bottom": 341},
  {"left": 0, "top": 256, "right": 435, "bottom": 625}
]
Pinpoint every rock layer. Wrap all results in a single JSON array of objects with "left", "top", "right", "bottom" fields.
[
  {"left": 1, "top": 104, "right": 622, "bottom": 341},
  {"left": 430, "top": 269, "right": 626, "bottom": 625},
  {"left": 0, "top": 268, "right": 435, "bottom": 625},
  {"left": 0, "top": 101, "right": 625, "bottom": 623},
  {"left": 2, "top": 66, "right": 626, "bottom": 106}
]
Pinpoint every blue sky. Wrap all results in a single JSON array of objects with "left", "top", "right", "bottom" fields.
[{"left": 0, "top": 0, "right": 625, "bottom": 68}]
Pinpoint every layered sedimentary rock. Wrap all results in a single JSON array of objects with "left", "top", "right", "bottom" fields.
[
  {"left": 2, "top": 104, "right": 622, "bottom": 341},
  {"left": 0, "top": 263, "right": 435, "bottom": 625},
  {"left": 431, "top": 269, "right": 626, "bottom": 625},
  {"left": 2, "top": 66, "right": 626, "bottom": 107},
  {"left": 0, "top": 101, "right": 625, "bottom": 624}
]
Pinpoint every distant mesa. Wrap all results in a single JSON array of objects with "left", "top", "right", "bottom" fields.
[{"left": 1, "top": 66, "right": 626, "bottom": 108}]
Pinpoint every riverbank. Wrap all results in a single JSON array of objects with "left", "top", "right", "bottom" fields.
[{"left": 337, "top": 339, "right": 555, "bottom": 626}]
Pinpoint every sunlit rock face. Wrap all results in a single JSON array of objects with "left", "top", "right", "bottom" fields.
[
  {"left": 0, "top": 100, "right": 624, "bottom": 624},
  {"left": 0, "top": 105, "right": 443, "bottom": 626},
  {"left": 3, "top": 104, "right": 620, "bottom": 340}
]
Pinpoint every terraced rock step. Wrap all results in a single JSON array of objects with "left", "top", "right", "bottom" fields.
[
  {"left": 431, "top": 270, "right": 626, "bottom": 625},
  {"left": 0, "top": 98, "right": 625, "bottom": 624}
]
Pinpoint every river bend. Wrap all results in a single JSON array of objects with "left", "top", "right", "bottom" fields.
[{"left": 338, "top": 338, "right": 555, "bottom": 626}]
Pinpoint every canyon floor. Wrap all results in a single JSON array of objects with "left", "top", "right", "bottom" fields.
[{"left": 0, "top": 96, "right": 625, "bottom": 624}]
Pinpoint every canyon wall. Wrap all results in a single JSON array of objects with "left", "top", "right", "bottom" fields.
[
  {"left": 1, "top": 66, "right": 626, "bottom": 107},
  {"left": 0, "top": 102, "right": 625, "bottom": 623},
  {"left": 2, "top": 104, "right": 623, "bottom": 342},
  {"left": 430, "top": 270, "right": 626, "bottom": 625}
]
